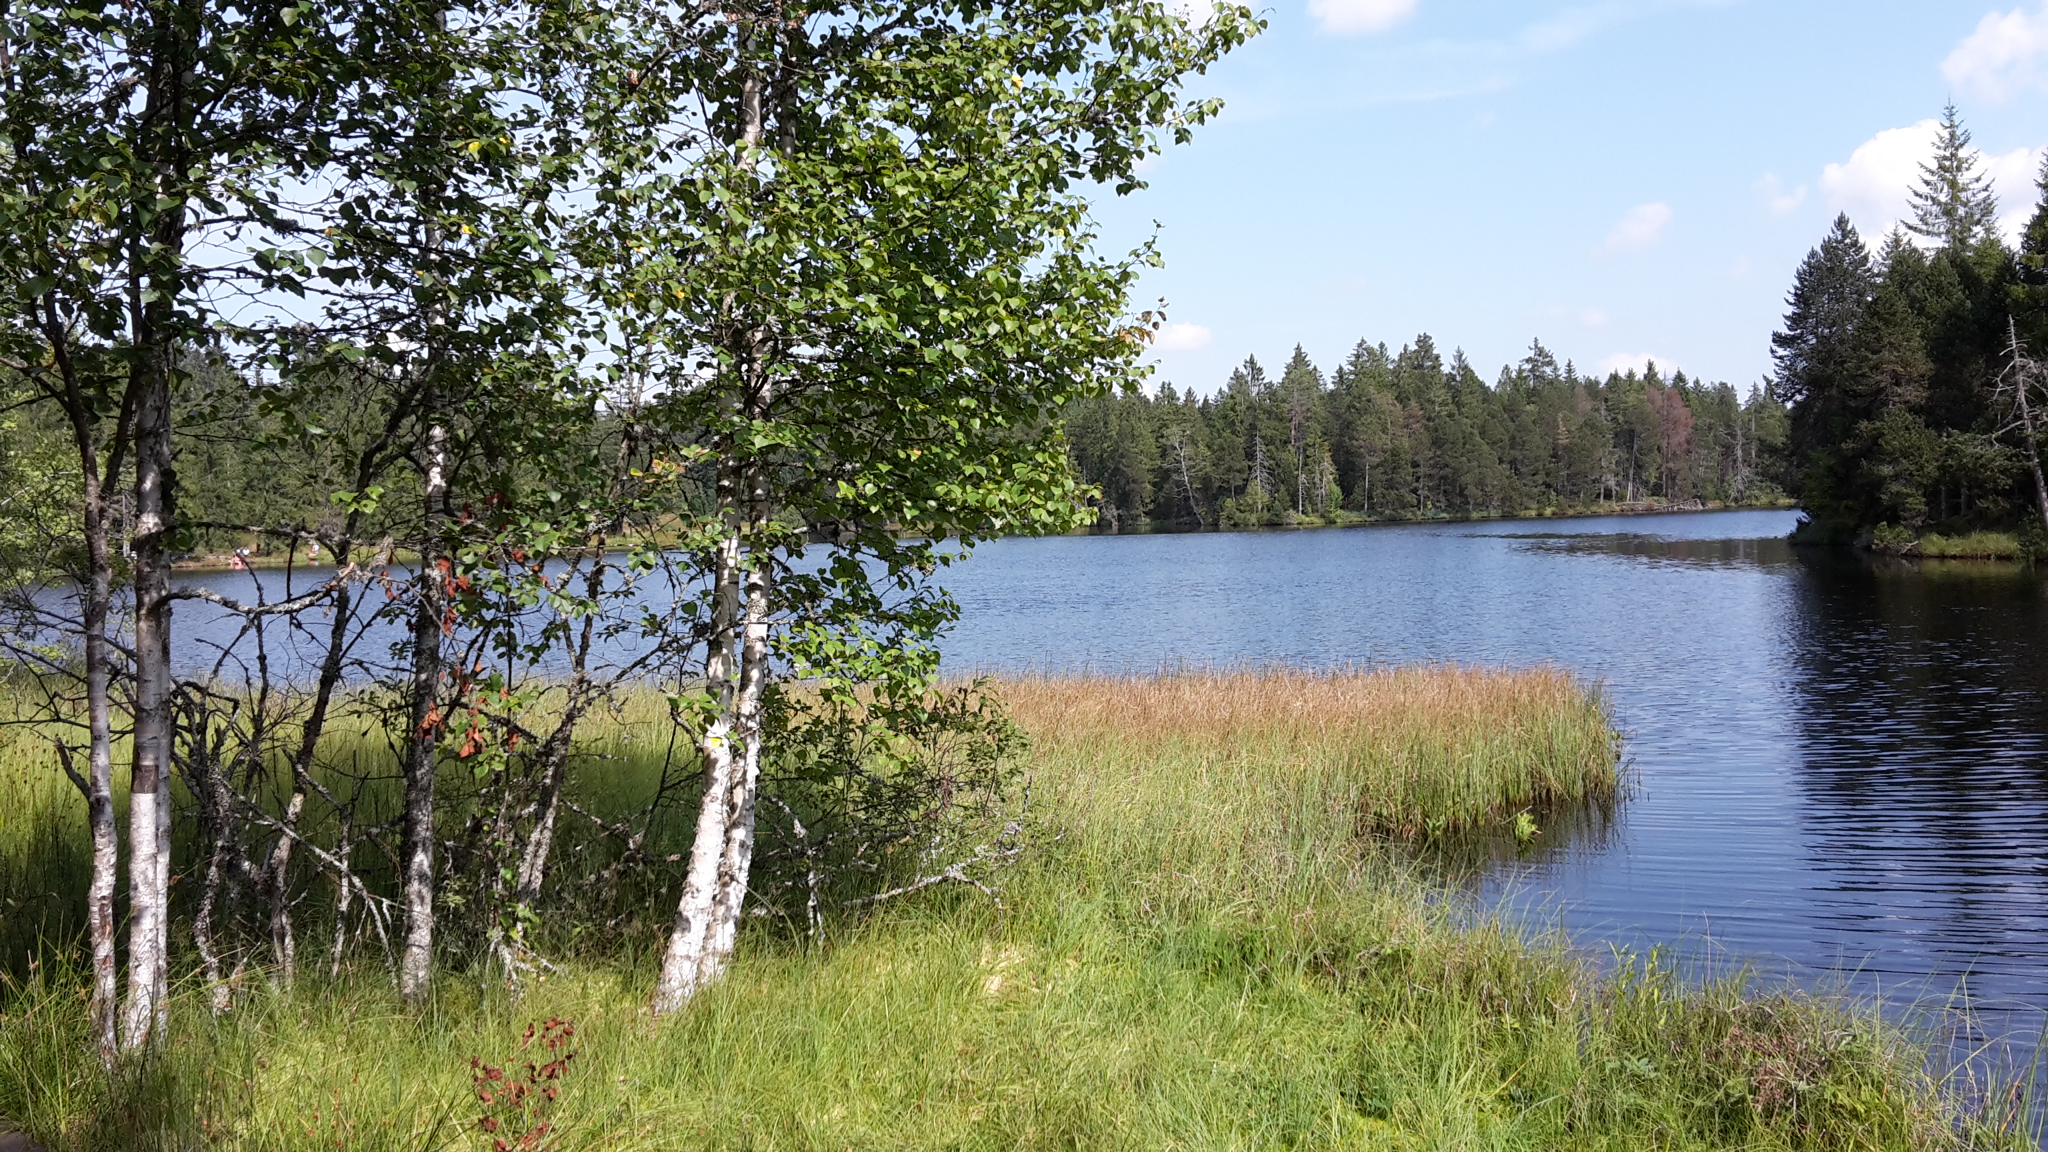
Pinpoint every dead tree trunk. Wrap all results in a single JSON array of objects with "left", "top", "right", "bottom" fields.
[{"left": 1997, "top": 321, "right": 2048, "bottom": 538}]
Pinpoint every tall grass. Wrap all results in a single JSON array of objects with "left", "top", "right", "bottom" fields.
[
  {"left": 1001, "top": 666, "right": 1620, "bottom": 836},
  {"left": 1914, "top": 532, "right": 2023, "bottom": 560},
  {"left": 0, "top": 724, "right": 93, "bottom": 974},
  {"left": 0, "top": 668, "right": 2027, "bottom": 1150}
]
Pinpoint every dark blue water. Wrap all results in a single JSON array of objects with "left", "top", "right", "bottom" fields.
[{"left": 936, "top": 510, "right": 2048, "bottom": 1048}]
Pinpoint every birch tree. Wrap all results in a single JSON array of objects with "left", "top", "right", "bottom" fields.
[
  {"left": 562, "top": 0, "right": 1253, "bottom": 1012},
  {"left": 0, "top": 0, "right": 373, "bottom": 1055},
  {"left": 0, "top": 0, "right": 568, "bottom": 1046}
]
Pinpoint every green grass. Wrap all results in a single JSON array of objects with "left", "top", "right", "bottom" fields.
[
  {"left": 0, "top": 669, "right": 2029, "bottom": 1150},
  {"left": 1912, "top": 532, "right": 2023, "bottom": 559}
]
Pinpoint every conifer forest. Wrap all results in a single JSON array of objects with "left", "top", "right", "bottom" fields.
[
  {"left": 1065, "top": 341, "right": 1788, "bottom": 531},
  {"left": 1066, "top": 104, "right": 2048, "bottom": 545}
]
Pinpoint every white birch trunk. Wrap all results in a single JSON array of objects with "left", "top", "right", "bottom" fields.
[
  {"left": 44, "top": 301, "right": 121, "bottom": 1062},
  {"left": 651, "top": 535, "right": 774, "bottom": 1012},
  {"left": 650, "top": 27, "right": 776, "bottom": 1017},
  {"left": 121, "top": 361, "right": 174, "bottom": 1053},
  {"left": 399, "top": 421, "right": 449, "bottom": 1004},
  {"left": 78, "top": 462, "right": 120, "bottom": 1062},
  {"left": 651, "top": 511, "right": 745, "bottom": 1013}
]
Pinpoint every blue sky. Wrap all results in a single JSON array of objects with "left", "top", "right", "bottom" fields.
[{"left": 1094, "top": 0, "right": 2048, "bottom": 395}]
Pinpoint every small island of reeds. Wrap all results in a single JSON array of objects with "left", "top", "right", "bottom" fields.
[{"left": 0, "top": 668, "right": 2026, "bottom": 1150}]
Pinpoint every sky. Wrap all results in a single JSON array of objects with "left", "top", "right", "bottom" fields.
[{"left": 1092, "top": 0, "right": 2048, "bottom": 396}]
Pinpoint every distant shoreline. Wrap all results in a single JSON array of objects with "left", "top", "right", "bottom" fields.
[
  {"left": 167, "top": 501, "right": 1804, "bottom": 574},
  {"left": 1080, "top": 498, "right": 1800, "bottom": 537}
]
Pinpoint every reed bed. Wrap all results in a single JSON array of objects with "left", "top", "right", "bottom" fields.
[
  {"left": 999, "top": 666, "right": 1620, "bottom": 836},
  {"left": 0, "top": 668, "right": 2027, "bottom": 1151}
]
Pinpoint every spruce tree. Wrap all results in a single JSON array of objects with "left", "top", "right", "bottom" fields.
[
  {"left": 1771, "top": 214, "right": 1875, "bottom": 427},
  {"left": 2015, "top": 156, "right": 2048, "bottom": 345},
  {"left": 1906, "top": 104, "right": 2000, "bottom": 251}
]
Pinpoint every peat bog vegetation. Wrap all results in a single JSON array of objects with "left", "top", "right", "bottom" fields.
[{"left": 1, "top": 669, "right": 2032, "bottom": 1150}]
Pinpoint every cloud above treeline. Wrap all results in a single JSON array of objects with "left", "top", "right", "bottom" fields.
[
  {"left": 1942, "top": 2, "right": 2048, "bottom": 101},
  {"left": 1151, "top": 322, "right": 1214, "bottom": 352},
  {"left": 1820, "top": 119, "right": 2043, "bottom": 244},
  {"left": 1600, "top": 352, "right": 1674, "bottom": 378}
]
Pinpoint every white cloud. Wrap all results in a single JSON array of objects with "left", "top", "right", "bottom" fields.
[
  {"left": 1986, "top": 144, "right": 2048, "bottom": 243},
  {"left": 1308, "top": 0, "right": 1417, "bottom": 35},
  {"left": 1600, "top": 352, "right": 1671, "bottom": 377},
  {"left": 1579, "top": 307, "right": 1611, "bottom": 329},
  {"left": 1821, "top": 119, "right": 2044, "bottom": 244},
  {"left": 1820, "top": 120, "right": 1939, "bottom": 238},
  {"left": 1942, "top": 3, "right": 2048, "bottom": 102},
  {"left": 1598, "top": 202, "right": 1673, "bottom": 254},
  {"left": 1755, "top": 173, "right": 1807, "bottom": 216},
  {"left": 1151, "top": 322, "right": 1213, "bottom": 352}
]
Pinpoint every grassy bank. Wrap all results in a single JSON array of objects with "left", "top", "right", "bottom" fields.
[
  {"left": 1912, "top": 531, "right": 2024, "bottom": 559},
  {"left": 0, "top": 669, "right": 2027, "bottom": 1150},
  {"left": 1845, "top": 523, "right": 2032, "bottom": 560}
]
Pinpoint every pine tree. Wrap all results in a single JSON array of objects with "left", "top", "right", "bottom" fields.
[{"left": 1906, "top": 104, "right": 2000, "bottom": 252}]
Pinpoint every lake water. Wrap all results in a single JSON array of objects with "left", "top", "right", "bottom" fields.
[
  {"left": 937, "top": 509, "right": 2048, "bottom": 1063},
  {"left": 172, "top": 508, "right": 2048, "bottom": 1064}
]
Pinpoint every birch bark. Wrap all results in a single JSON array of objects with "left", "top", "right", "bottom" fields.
[
  {"left": 400, "top": 421, "right": 449, "bottom": 1003},
  {"left": 651, "top": 469, "right": 775, "bottom": 1013},
  {"left": 651, "top": 35, "right": 775, "bottom": 1016},
  {"left": 121, "top": 331, "right": 175, "bottom": 1052},
  {"left": 44, "top": 305, "right": 121, "bottom": 1061}
]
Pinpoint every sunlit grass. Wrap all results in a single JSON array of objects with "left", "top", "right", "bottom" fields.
[
  {"left": 1914, "top": 531, "right": 2023, "bottom": 559},
  {"left": 1000, "top": 666, "right": 1619, "bottom": 837},
  {"left": 0, "top": 669, "right": 2026, "bottom": 1150}
]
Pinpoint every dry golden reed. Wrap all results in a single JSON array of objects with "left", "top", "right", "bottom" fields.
[{"left": 996, "top": 665, "right": 1619, "bottom": 836}]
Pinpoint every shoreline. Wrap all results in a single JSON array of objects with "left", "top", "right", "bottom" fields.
[
  {"left": 1080, "top": 498, "right": 1800, "bottom": 538},
  {"left": 167, "top": 503, "right": 1804, "bottom": 574}
]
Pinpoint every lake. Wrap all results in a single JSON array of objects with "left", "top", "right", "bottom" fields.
[
  {"left": 937, "top": 509, "right": 2048, "bottom": 1060},
  {"left": 174, "top": 508, "right": 2048, "bottom": 1058}
]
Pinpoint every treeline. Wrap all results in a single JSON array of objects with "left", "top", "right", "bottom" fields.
[
  {"left": 1773, "top": 106, "right": 2048, "bottom": 544},
  {"left": 1066, "top": 339, "right": 1788, "bottom": 531}
]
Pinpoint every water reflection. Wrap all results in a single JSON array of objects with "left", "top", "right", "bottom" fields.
[
  {"left": 1524, "top": 532, "right": 1796, "bottom": 569},
  {"left": 1780, "top": 551, "right": 2048, "bottom": 1008}
]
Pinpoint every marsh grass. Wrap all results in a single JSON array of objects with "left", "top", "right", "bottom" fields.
[
  {"left": 0, "top": 668, "right": 2028, "bottom": 1150},
  {"left": 1001, "top": 666, "right": 1621, "bottom": 837},
  {"left": 1914, "top": 532, "right": 2024, "bottom": 560},
  {"left": 0, "top": 725, "right": 95, "bottom": 974}
]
